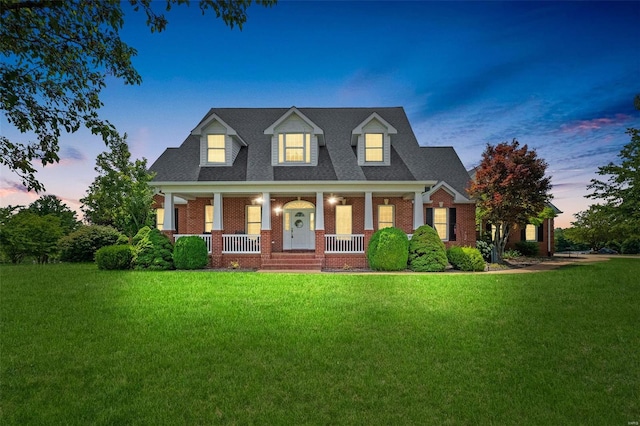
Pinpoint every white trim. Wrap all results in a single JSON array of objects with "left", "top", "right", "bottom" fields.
[
  {"left": 191, "top": 113, "right": 245, "bottom": 143},
  {"left": 264, "top": 107, "right": 324, "bottom": 138},
  {"left": 351, "top": 112, "right": 398, "bottom": 137},
  {"left": 423, "top": 181, "right": 473, "bottom": 204}
]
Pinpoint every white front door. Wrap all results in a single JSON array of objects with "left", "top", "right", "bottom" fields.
[{"left": 284, "top": 209, "right": 315, "bottom": 250}]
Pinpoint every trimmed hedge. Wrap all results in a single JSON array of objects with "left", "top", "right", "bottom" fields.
[
  {"left": 133, "top": 226, "right": 174, "bottom": 270},
  {"left": 447, "top": 246, "right": 486, "bottom": 272},
  {"left": 514, "top": 241, "right": 539, "bottom": 257},
  {"left": 95, "top": 245, "right": 134, "bottom": 270},
  {"left": 173, "top": 236, "right": 209, "bottom": 270},
  {"left": 408, "top": 225, "right": 448, "bottom": 272},
  {"left": 366, "top": 227, "right": 409, "bottom": 271},
  {"left": 59, "top": 225, "right": 123, "bottom": 262}
]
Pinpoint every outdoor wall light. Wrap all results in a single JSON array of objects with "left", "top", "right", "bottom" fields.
[{"left": 274, "top": 206, "right": 282, "bottom": 216}]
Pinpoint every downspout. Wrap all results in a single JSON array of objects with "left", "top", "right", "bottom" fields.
[{"left": 548, "top": 218, "right": 552, "bottom": 257}]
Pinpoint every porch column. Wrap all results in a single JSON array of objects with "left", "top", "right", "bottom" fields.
[
  {"left": 315, "top": 192, "right": 325, "bottom": 262},
  {"left": 213, "top": 193, "right": 223, "bottom": 230},
  {"left": 364, "top": 192, "right": 373, "bottom": 230},
  {"left": 261, "top": 192, "right": 271, "bottom": 230},
  {"left": 211, "top": 193, "right": 223, "bottom": 268},
  {"left": 315, "top": 192, "right": 324, "bottom": 230},
  {"left": 413, "top": 191, "right": 424, "bottom": 230},
  {"left": 163, "top": 192, "right": 175, "bottom": 231}
]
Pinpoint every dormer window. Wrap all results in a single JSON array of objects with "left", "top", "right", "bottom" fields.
[
  {"left": 352, "top": 112, "right": 397, "bottom": 166},
  {"left": 207, "top": 134, "right": 226, "bottom": 163},
  {"left": 365, "top": 133, "right": 384, "bottom": 162},
  {"left": 279, "top": 133, "right": 311, "bottom": 163}
]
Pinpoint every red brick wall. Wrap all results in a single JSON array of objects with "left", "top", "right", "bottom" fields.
[
  {"left": 426, "top": 188, "right": 476, "bottom": 249},
  {"left": 505, "top": 218, "right": 555, "bottom": 256}
]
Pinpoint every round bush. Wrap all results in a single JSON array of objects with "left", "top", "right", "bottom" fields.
[
  {"left": 173, "top": 236, "right": 209, "bottom": 270},
  {"left": 133, "top": 226, "right": 174, "bottom": 270},
  {"left": 95, "top": 245, "right": 134, "bottom": 270},
  {"left": 448, "top": 246, "right": 485, "bottom": 272},
  {"left": 621, "top": 237, "right": 640, "bottom": 254},
  {"left": 408, "top": 225, "right": 448, "bottom": 272},
  {"left": 58, "top": 225, "right": 123, "bottom": 262},
  {"left": 366, "top": 227, "right": 409, "bottom": 271}
]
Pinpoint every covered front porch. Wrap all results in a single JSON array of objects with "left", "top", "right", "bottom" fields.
[{"left": 155, "top": 181, "right": 430, "bottom": 269}]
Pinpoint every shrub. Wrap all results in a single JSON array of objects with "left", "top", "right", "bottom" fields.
[
  {"left": 408, "top": 225, "right": 448, "bottom": 272},
  {"left": 621, "top": 237, "right": 640, "bottom": 254},
  {"left": 366, "top": 227, "right": 409, "bottom": 271},
  {"left": 514, "top": 241, "right": 539, "bottom": 257},
  {"left": 476, "top": 240, "right": 494, "bottom": 262},
  {"left": 173, "top": 236, "right": 209, "bottom": 270},
  {"left": 503, "top": 249, "right": 521, "bottom": 260},
  {"left": 606, "top": 240, "right": 622, "bottom": 253},
  {"left": 447, "top": 246, "right": 485, "bottom": 272},
  {"left": 95, "top": 245, "right": 134, "bottom": 270},
  {"left": 59, "top": 225, "right": 123, "bottom": 262},
  {"left": 133, "top": 226, "right": 174, "bottom": 270}
]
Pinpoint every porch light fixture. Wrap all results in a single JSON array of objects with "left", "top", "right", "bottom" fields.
[
  {"left": 328, "top": 194, "right": 338, "bottom": 204},
  {"left": 254, "top": 196, "right": 264, "bottom": 204},
  {"left": 274, "top": 206, "right": 282, "bottom": 216},
  {"left": 384, "top": 198, "right": 389, "bottom": 205}
]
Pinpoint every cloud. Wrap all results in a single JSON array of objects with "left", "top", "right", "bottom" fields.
[
  {"left": 559, "top": 114, "right": 632, "bottom": 134},
  {"left": 0, "top": 178, "right": 35, "bottom": 198}
]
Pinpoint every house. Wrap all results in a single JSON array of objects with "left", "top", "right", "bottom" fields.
[{"left": 148, "top": 107, "right": 476, "bottom": 270}]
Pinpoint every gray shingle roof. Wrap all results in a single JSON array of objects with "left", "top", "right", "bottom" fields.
[{"left": 149, "top": 107, "right": 471, "bottom": 196}]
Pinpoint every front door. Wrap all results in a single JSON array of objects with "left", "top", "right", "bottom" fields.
[{"left": 283, "top": 208, "right": 315, "bottom": 250}]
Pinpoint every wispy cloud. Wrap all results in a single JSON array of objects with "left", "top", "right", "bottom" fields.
[
  {"left": 0, "top": 178, "right": 33, "bottom": 198},
  {"left": 559, "top": 114, "right": 632, "bottom": 134}
]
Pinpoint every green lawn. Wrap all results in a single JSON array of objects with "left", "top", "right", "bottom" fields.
[{"left": 1, "top": 260, "right": 638, "bottom": 425}]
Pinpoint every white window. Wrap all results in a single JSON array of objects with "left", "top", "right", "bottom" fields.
[
  {"left": 155, "top": 208, "right": 165, "bottom": 231},
  {"left": 365, "top": 133, "right": 384, "bottom": 162},
  {"left": 204, "top": 205, "right": 214, "bottom": 233},
  {"left": 278, "top": 133, "right": 311, "bottom": 164},
  {"left": 526, "top": 224, "right": 537, "bottom": 242},
  {"left": 246, "top": 205, "right": 261, "bottom": 235},
  {"left": 378, "top": 205, "right": 395, "bottom": 229},
  {"left": 207, "top": 134, "right": 226, "bottom": 163},
  {"left": 433, "top": 207, "right": 448, "bottom": 240},
  {"left": 335, "top": 205, "right": 352, "bottom": 236}
]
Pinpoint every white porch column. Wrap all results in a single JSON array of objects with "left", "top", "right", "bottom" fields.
[
  {"left": 315, "top": 192, "right": 324, "bottom": 230},
  {"left": 213, "top": 193, "right": 223, "bottom": 231},
  {"left": 163, "top": 192, "right": 175, "bottom": 231},
  {"left": 413, "top": 191, "right": 424, "bottom": 230},
  {"left": 364, "top": 191, "right": 373, "bottom": 230},
  {"left": 261, "top": 192, "right": 271, "bottom": 230}
]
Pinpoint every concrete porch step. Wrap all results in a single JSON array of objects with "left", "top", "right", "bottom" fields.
[{"left": 260, "top": 253, "right": 323, "bottom": 271}]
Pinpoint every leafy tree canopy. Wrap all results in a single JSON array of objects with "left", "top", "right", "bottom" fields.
[
  {"left": 1, "top": 0, "right": 276, "bottom": 192},
  {"left": 0, "top": 210, "right": 62, "bottom": 263},
  {"left": 26, "top": 194, "right": 81, "bottom": 235},
  {"left": 468, "top": 139, "right": 552, "bottom": 260},
  {"left": 80, "top": 134, "right": 155, "bottom": 239}
]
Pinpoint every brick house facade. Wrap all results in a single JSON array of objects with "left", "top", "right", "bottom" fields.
[{"left": 149, "top": 107, "right": 476, "bottom": 270}]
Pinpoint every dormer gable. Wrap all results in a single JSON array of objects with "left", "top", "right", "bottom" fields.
[
  {"left": 351, "top": 112, "right": 398, "bottom": 166},
  {"left": 191, "top": 113, "right": 246, "bottom": 167},
  {"left": 264, "top": 107, "right": 324, "bottom": 166}
]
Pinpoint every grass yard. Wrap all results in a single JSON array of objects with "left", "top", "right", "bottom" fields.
[{"left": 1, "top": 259, "right": 638, "bottom": 425}]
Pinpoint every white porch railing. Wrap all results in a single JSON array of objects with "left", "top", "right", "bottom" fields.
[
  {"left": 222, "top": 234, "right": 261, "bottom": 254},
  {"left": 325, "top": 234, "right": 365, "bottom": 253},
  {"left": 174, "top": 234, "right": 212, "bottom": 254}
]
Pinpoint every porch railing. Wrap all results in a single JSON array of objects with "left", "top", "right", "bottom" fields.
[
  {"left": 325, "top": 234, "right": 365, "bottom": 253},
  {"left": 222, "top": 234, "right": 261, "bottom": 254},
  {"left": 174, "top": 234, "right": 212, "bottom": 254}
]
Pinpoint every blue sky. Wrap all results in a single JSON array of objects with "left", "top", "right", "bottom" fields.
[{"left": 1, "top": 1, "right": 639, "bottom": 228}]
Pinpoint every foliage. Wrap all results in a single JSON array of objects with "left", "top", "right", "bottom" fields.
[
  {"left": 26, "top": 195, "right": 81, "bottom": 235},
  {"left": 58, "top": 225, "right": 123, "bottom": 262},
  {"left": 133, "top": 226, "right": 174, "bottom": 270},
  {"left": 407, "top": 225, "right": 448, "bottom": 272},
  {"left": 605, "top": 240, "right": 622, "bottom": 253},
  {"left": 1, "top": 0, "right": 276, "bottom": 191},
  {"left": 366, "top": 227, "right": 409, "bottom": 271},
  {"left": 0, "top": 211, "right": 62, "bottom": 263},
  {"left": 80, "top": 134, "right": 155, "bottom": 238},
  {"left": 95, "top": 245, "right": 134, "bottom": 270},
  {"left": 564, "top": 205, "right": 616, "bottom": 251},
  {"left": 476, "top": 239, "right": 493, "bottom": 262},
  {"left": 621, "top": 237, "right": 640, "bottom": 255},
  {"left": 447, "top": 246, "right": 486, "bottom": 272},
  {"left": 514, "top": 241, "right": 540, "bottom": 257},
  {"left": 173, "top": 236, "right": 209, "bottom": 270},
  {"left": 587, "top": 127, "right": 640, "bottom": 237},
  {"left": 502, "top": 249, "right": 521, "bottom": 260},
  {"left": 468, "top": 139, "right": 552, "bottom": 262},
  {"left": 555, "top": 228, "right": 589, "bottom": 252}
]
